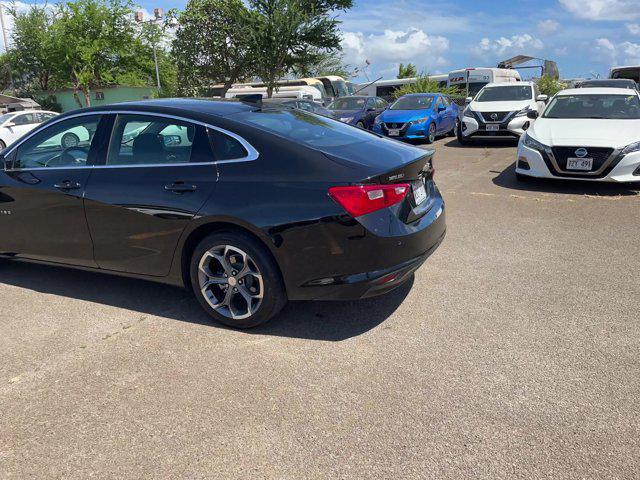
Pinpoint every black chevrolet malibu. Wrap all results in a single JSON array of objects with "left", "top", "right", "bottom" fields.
[{"left": 0, "top": 99, "right": 446, "bottom": 328}]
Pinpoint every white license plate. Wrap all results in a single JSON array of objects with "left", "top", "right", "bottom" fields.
[
  {"left": 486, "top": 124, "right": 500, "bottom": 131},
  {"left": 413, "top": 184, "right": 427, "bottom": 205},
  {"left": 388, "top": 128, "right": 400, "bottom": 136},
  {"left": 566, "top": 157, "right": 593, "bottom": 171}
]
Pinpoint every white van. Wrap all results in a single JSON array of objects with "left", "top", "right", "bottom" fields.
[
  {"left": 225, "top": 85, "right": 323, "bottom": 102},
  {"left": 448, "top": 68, "right": 521, "bottom": 97}
]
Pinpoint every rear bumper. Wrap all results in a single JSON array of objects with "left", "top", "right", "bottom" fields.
[{"left": 285, "top": 194, "right": 446, "bottom": 301}]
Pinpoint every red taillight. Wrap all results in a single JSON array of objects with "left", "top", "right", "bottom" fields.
[{"left": 328, "top": 183, "right": 410, "bottom": 217}]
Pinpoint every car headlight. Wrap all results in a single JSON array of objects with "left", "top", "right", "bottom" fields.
[
  {"left": 522, "top": 132, "right": 551, "bottom": 153},
  {"left": 621, "top": 140, "right": 640, "bottom": 155},
  {"left": 410, "top": 117, "right": 429, "bottom": 125},
  {"left": 340, "top": 116, "right": 354, "bottom": 123},
  {"left": 515, "top": 106, "right": 534, "bottom": 117},
  {"left": 463, "top": 108, "right": 474, "bottom": 120}
]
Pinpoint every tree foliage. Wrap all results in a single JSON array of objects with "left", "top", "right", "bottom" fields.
[
  {"left": 170, "top": 0, "right": 253, "bottom": 97},
  {"left": 6, "top": 0, "right": 176, "bottom": 107},
  {"left": 392, "top": 76, "right": 463, "bottom": 99},
  {"left": 535, "top": 76, "right": 567, "bottom": 97},
  {"left": 246, "top": 0, "right": 352, "bottom": 96},
  {"left": 292, "top": 51, "right": 352, "bottom": 79},
  {"left": 397, "top": 63, "right": 417, "bottom": 79}
]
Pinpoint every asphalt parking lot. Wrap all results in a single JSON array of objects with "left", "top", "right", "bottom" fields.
[{"left": 2, "top": 136, "right": 639, "bottom": 479}]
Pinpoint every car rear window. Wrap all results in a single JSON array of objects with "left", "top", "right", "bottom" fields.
[{"left": 231, "top": 109, "right": 375, "bottom": 148}]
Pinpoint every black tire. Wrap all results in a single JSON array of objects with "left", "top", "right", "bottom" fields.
[
  {"left": 190, "top": 230, "right": 287, "bottom": 329},
  {"left": 426, "top": 123, "right": 436, "bottom": 144},
  {"left": 456, "top": 123, "right": 470, "bottom": 145},
  {"left": 448, "top": 118, "right": 459, "bottom": 137},
  {"left": 356, "top": 121, "right": 365, "bottom": 129}
]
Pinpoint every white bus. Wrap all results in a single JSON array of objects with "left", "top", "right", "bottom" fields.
[
  {"left": 225, "top": 85, "right": 323, "bottom": 102},
  {"left": 610, "top": 66, "right": 640, "bottom": 85},
  {"left": 231, "top": 78, "right": 331, "bottom": 103},
  {"left": 448, "top": 68, "right": 521, "bottom": 97},
  {"left": 354, "top": 74, "right": 448, "bottom": 100}
]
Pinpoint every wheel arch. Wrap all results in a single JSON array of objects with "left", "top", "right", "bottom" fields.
[{"left": 177, "top": 218, "right": 285, "bottom": 292}]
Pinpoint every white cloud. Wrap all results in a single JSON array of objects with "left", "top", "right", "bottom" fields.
[
  {"left": 341, "top": 28, "right": 450, "bottom": 75},
  {"left": 538, "top": 19, "right": 559, "bottom": 35},
  {"left": 594, "top": 37, "right": 640, "bottom": 65},
  {"left": 474, "top": 34, "right": 544, "bottom": 58},
  {"left": 627, "top": 23, "right": 640, "bottom": 35},
  {"left": 559, "top": 0, "right": 640, "bottom": 21}
]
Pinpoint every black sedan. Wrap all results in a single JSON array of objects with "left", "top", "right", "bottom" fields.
[{"left": 0, "top": 99, "right": 446, "bottom": 328}]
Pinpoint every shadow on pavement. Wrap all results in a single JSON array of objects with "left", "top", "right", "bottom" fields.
[
  {"left": 443, "top": 138, "right": 518, "bottom": 149},
  {"left": 0, "top": 259, "right": 412, "bottom": 341},
  {"left": 493, "top": 162, "right": 640, "bottom": 197}
]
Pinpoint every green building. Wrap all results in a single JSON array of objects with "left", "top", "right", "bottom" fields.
[{"left": 38, "top": 86, "right": 156, "bottom": 112}]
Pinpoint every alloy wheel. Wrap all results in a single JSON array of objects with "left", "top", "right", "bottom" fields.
[
  {"left": 198, "top": 245, "right": 264, "bottom": 320},
  {"left": 429, "top": 124, "right": 436, "bottom": 143}
]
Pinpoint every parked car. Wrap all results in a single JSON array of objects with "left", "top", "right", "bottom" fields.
[
  {"left": 458, "top": 81, "right": 547, "bottom": 144},
  {"left": 0, "top": 110, "right": 58, "bottom": 149},
  {"left": 262, "top": 98, "right": 333, "bottom": 117},
  {"left": 577, "top": 78, "right": 638, "bottom": 90},
  {"left": 516, "top": 87, "right": 640, "bottom": 182},
  {"left": 372, "top": 93, "right": 459, "bottom": 143},
  {"left": 327, "top": 96, "right": 388, "bottom": 129},
  {"left": 0, "top": 99, "right": 446, "bottom": 328}
]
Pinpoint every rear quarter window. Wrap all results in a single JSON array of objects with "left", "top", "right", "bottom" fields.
[{"left": 231, "top": 109, "right": 375, "bottom": 148}]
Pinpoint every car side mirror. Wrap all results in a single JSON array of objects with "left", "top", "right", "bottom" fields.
[
  {"left": 437, "top": 105, "right": 446, "bottom": 112},
  {"left": 465, "top": 97, "right": 473, "bottom": 104},
  {"left": 4, "top": 121, "right": 15, "bottom": 127},
  {"left": 526, "top": 110, "right": 539, "bottom": 119},
  {"left": 536, "top": 94, "right": 548, "bottom": 102}
]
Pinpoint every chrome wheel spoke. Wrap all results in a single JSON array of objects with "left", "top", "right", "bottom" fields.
[{"left": 198, "top": 244, "right": 264, "bottom": 321}]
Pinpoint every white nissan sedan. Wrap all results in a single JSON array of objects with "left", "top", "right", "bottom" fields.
[{"left": 516, "top": 88, "right": 640, "bottom": 182}]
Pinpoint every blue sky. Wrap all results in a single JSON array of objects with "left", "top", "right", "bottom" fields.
[{"left": 9, "top": 0, "right": 640, "bottom": 83}]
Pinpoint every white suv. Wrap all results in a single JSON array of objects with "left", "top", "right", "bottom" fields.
[
  {"left": 458, "top": 81, "right": 547, "bottom": 144},
  {"left": 516, "top": 87, "right": 640, "bottom": 182}
]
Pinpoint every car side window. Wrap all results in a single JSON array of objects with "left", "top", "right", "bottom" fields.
[
  {"left": 434, "top": 98, "right": 443, "bottom": 109},
  {"left": 376, "top": 98, "right": 388, "bottom": 109},
  {"left": 441, "top": 96, "right": 451, "bottom": 107},
  {"left": 366, "top": 98, "right": 376, "bottom": 109},
  {"left": 12, "top": 113, "right": 36, "bottom": 126},
  {"left": 208, "top": 128, "right": 249, "bottom": 160},
  {"left": 13, "top": 115, "right": 102, "bottom": 169},
  {"left": 297, "top": 101, "right": 314, "bottom": 112},
  {"left": 106, "top": 114, "right": 212, "bottom": 166}
]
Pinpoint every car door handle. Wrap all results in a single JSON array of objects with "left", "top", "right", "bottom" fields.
[
  {"left": 53, "top": 180, "right": 82, "bottom": 190},
  {"left": 164, "top": 182, "right": 197, "bottom": 193}
]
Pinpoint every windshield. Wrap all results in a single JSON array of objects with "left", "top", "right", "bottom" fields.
[
  {"left": 390, "top": 96, "right": 434, "bottom": 110},
  {"left": 232, "top": 109, "right": 375, "bottom": 149},
  {"left": 331, "top": 80, "right": 350, "bottom": 98},
  {"left": 309, "top": 83, "right": 328, "bottom": 99},
  {"left": 476, "top": 85, "right": 532, "bottom": 102},
  {"left": 328, "top": 97, "right": 367, "bottom": 110},
  {"left": 0, "top": 113, "right": 16, "bottom": 124},
  {"left": 543, "top": 94, "right": 640, "bottom": 119}
]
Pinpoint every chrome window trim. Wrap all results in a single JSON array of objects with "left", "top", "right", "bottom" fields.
[{"left": 3, "top": 109, "right": 259, "bottom": 172}]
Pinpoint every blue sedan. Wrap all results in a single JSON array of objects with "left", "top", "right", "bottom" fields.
[
  {"left": 372, "top": 93, "right": 460, "bottom": 143},
  {"left": 327, "top": 96, "right": 388, "bottom": 129}
]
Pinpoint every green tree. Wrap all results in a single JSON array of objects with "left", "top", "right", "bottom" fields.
[
  {"left": 397, "top": 63, "right": 417, "bottom": 79},
  {"left": 51, "top": 0, "right": 143, "bottom": 108},
  {"left": 247, "top": 0, "right": 353, "bottom": 97},
  {"left": 6, "top": 4, "right": 57, "bottom": 93},
  {"left": 536, "top": 76, "right": 567, "bottom": 97},
  {"left": 392, "top": 76, "right": 463, "bottom": 99},
  {"left": 292, "top": 51, "right": 352, "bottom": 78},
  {"left": 170, "top": 0, "right": 253, "bottom": 97}
]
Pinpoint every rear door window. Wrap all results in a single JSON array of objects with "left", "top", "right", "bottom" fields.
[{"left": 106, "top": 114, "right": 212, "bottom": 166}]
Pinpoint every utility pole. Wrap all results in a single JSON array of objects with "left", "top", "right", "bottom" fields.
[{"left": 135, "top": 8, "right": 164, "bottom": 92}]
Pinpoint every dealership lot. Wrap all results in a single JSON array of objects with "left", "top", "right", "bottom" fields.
[{"left": 1, "top": 137, "right": 639, "bottom": 479}]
